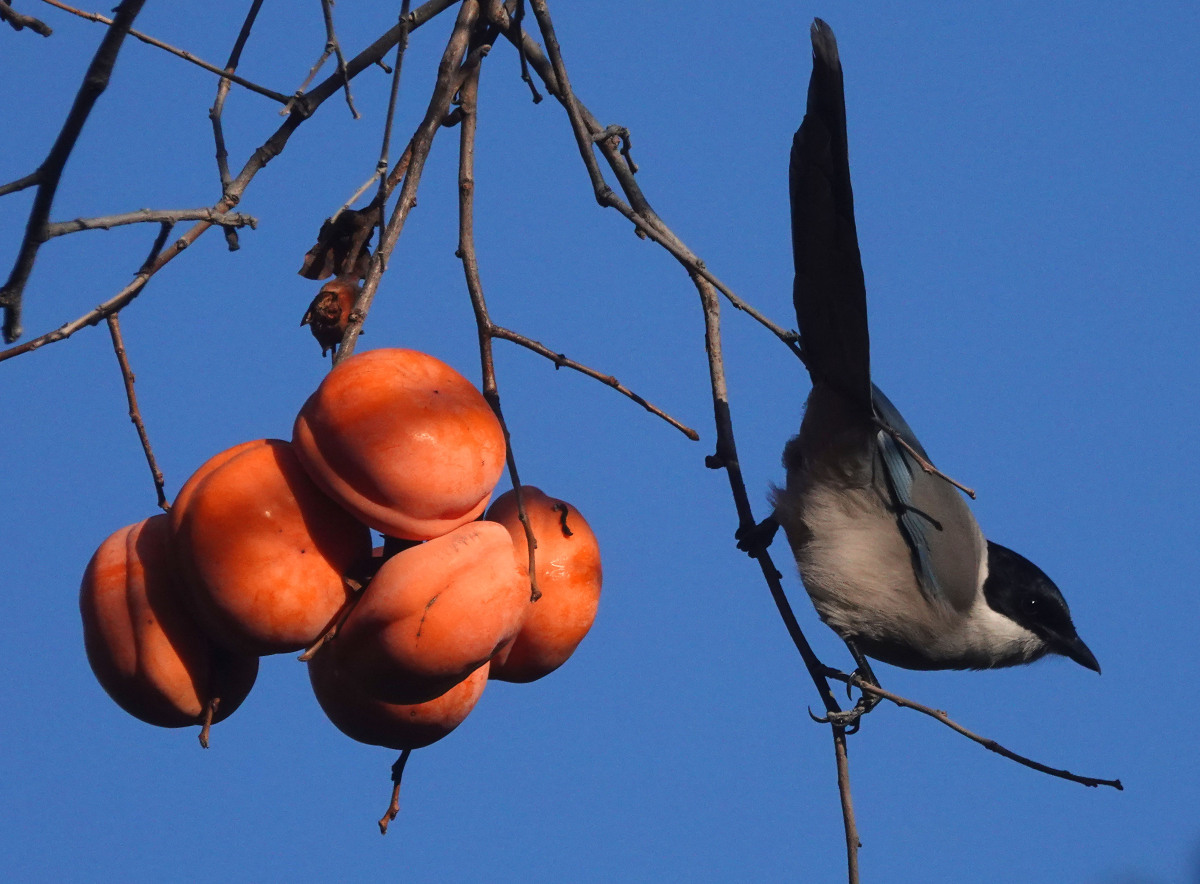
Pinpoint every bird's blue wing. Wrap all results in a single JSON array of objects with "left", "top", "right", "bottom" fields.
[{"left": 872, "top": 385, "right": 946, "bottom": 605}]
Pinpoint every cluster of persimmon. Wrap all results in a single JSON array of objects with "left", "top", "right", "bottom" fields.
[{"left": 79, "top": 348, "right": 603, "bottom": 783}]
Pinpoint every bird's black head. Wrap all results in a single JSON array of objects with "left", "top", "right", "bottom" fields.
[{"left": 983, "top": 541, "right": 1100, "bottom": 673}]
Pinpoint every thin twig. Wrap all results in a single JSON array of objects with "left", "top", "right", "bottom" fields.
[
  {"left": 875, "top": 417, "right": 977, "bottom": 499},
  {"left": 39, "top": 0, "right": 287, "bottom": 102},
  {"left": 490, "top": 324, "right": 697, "bottom": 439},
  {"left": 44, "top": 208, "right": 256, "bottom": 238},
  {"left": 454, "top": 43, "right": 542, "bottom": 604},
  {"left": 521, "top": 0, "right": 844, "bottom": 711},
  {"left": 511, "top": 0, "right": 540, "bottom": 102},
  {"left": 321, "top": 0, "right": 359, "bottom": 118},
  {"left": 105, "top": 313, "right": 168, "bottom": 510},
  {"left": 833, "top": 728, "right": 861, "bottom": 884},
  {"left": 823, "top": 668, "right": 1124, "bottom": 790},
  {"left": 0, "top": 171, "right": 42, "bottom": 198},
  {"left": 374, "top": 0, "right": 413, "bottom": 205},
  {"left": 210, "top": 0, "right": 268, "bottom": 250},
  {"left": 1, "top": 0, "right": 147, "bottom": 344},
  {"left": 2, "top": 0, "right": 52, "bottom": 35},
  {"left": 0, "top": 222, "right": 199, "bottom": 362},
  {"left": 592, "top": 124, "right": 637, "bottom": 174}
]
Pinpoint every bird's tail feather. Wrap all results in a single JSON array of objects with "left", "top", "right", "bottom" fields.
[{"left": 790, "top": 18, "right": 871, "bottom": 410}]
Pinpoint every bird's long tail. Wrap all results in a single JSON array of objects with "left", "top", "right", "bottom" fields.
[{"left": 790, "top": 18, "right": 871, "bottom": 411}]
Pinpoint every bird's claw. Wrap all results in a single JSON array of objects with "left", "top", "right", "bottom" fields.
[{"left": 807, "top": 701, "right": 871, "bottom": 735}]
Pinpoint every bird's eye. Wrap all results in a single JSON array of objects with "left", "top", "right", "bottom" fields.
[{"left": 1021, "top": 596, "right": 1040, "bottom": 615}]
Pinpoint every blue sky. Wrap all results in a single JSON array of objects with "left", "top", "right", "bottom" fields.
[{"left": 4, "top": 2, "right": 1198, "bottom": 881}]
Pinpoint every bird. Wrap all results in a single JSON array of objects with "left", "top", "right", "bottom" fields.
[{"left": 770, "top": 19, "right": 1099, "bottom": 686}]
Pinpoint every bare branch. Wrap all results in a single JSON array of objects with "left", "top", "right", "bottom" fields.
[
  {"left": 39, "top": 0, "right": 288, "bottom": 102},
  {"left": 507, "top": 0, "right": 540, "bottom": 102},
  {"left": 824, "top": 668, "right": 1124, "bottom": 790},
  {"left": 105, "top": 313, "right": 168, "bottom": 511},
  {"left": 693, "top": 270, "right": 861, "bottom": 876},
  {"left": 833, "top": 729, "right": 861, "bottom": 884},
  {"left": 0, "top": 171, "right": 42, "bottom": 198},
  {"left": 1, "top": 0, "right": 147, "bottom": 344},
  {"left": 490, "top": 325, "right": 698, "bottom": 440},
  {"left": 44, "top": 208, "right": 257, "bottom": 238},
  {"left": 3, "top": 0, "right": 459, "bottom": 360},
  {"left": 1, "top": 0, "right": 51, "bottom": 35},
  {"left": 335, "top": 1, "right": 485, "bottom": 362}
]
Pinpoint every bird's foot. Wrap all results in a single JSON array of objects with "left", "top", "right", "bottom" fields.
[
  {"left": 814, "top": 663, "right": 883, "bottom": 733},
  {"left": 807, "top": 698, "right": 874, "bottom": 735},
  {"left": 735, "top": 515, "right": 779, "bottom": 557}
]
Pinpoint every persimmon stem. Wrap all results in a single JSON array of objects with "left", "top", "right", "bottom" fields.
[
  {"left": 297, "top": 578, "right": 366, "bottom": 662},
  {"left": 198, "top": 697, "right": 219, "bottom": 749},
  {"left": 378, "top": 749, "right": 412, "bottom": 834}
]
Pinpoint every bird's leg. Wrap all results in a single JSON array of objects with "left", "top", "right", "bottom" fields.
[
  {"left": 735, "top": 513, "right": 779, "bottom": 557},
  {"left": 841, "top": 639, "right": 882, "bottom": 715}
]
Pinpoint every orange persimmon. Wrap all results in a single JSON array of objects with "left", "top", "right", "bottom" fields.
[
  {"left": 80, "top": 514, "right": 258, "bottom": 728},
  {"left": 486, "top": 487, "right": 602, "bottom": 683},
  {"left": 309, "top": 651, "right": 488, "bottom": 751},
  {"left": 170, "top": 439, "right": 372, "bottom": 656},
  {"left": 292, "top": 348, "right": 506, "bottom": 541},
  {"left": 334, "top": 521, "right": 531, "bottom": 705}
]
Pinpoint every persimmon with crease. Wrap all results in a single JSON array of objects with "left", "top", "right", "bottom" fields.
[
  {"left": 170, "top": 439, "right": 372, "bottom": 656},
  {"left": 292, "top": 348, "right": 506, "bottom": 541},
  {"left": 486, "top": 487, "right": 603, "bottom": 683},
  {"left": 80, "top": 514, "right": 258, "bottom": 729},
  {"left": 333, "top": 521, "right": 531, "bottom": 705},
  {"left": 309, "top": 651, "right": 489, "bottom": 751}
]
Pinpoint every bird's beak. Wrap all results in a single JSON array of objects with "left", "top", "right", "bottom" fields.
[{"left": 1053, "top": 631, "right": 1101, "bottom": 674}]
